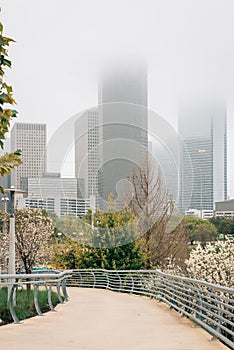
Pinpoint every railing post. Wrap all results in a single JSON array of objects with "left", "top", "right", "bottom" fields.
[
  {"left": 61, "top": 278, "right": 69, "bottom": 301},
  {"left": 91, "top": 271, "right": 96, "bottom": 288},
  {"left": 215, "top": 291, "right": 222, "bottom": 336},
  {"left": 9, "top": 284, "right": 20, "bottom": 323},
  {"left": 158, "top": 274, "right": 164, "bottom": 302},
  {"left": 34, "top": 283, "right": 43, "bottom": 316},
  {"left": 47, "top": 284, "right": 55, "bottom": 311},
  {"left": 117, "top": 271, "right": 122, "bottom": 291},
  {"left": 130, "top": 273, "right": 134, "bottom": 293},
  {"left": 106, "top": 270, "right": 110, "bottom": 289},
  {"left": 152, "top": 272, "right": 157, "bottom": 298},
  {"left": 77, "top": 271, "right": 82, "bottom": 286},
  {"left": 56, "top": 281, "right": 64, "bottom": 303}
]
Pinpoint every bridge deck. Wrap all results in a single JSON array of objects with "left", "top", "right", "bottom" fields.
[{"left": 0, "top": 288, "right": 228, "bottom": 350}]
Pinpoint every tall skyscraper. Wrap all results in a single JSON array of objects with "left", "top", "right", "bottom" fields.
[
  {"left": 179, "top": 100, "right": 227, "bottom": 211},
  {"left": 75, "top": 108, "right": 99, "bottom": 203},
  {"left": 11, "top": 122, "right": 47, "bottom": 190},
  {"left": 98, "top": 60, "right": 148, "bottom": 204}
]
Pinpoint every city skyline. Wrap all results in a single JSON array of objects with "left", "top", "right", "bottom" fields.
[
  {"left": 0, "top": 4, "right": 233, "bottom": 344},
  {"left": 2, "top": 0, "right": 234, "bottom": 197}
]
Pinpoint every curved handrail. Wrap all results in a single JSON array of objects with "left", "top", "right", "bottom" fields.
[
  {"left": 0, "top": 270, "right": 72, "bottom": 323},
  {"left": 67, "top": 269, "right": 234, "bottom": 349}
]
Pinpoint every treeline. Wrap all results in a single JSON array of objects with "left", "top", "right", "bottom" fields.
[{"left": 50, "top": 205, "right": 230, "bottom": 272}]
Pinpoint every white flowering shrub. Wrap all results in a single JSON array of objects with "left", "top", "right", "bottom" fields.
[
  {"left": 161, "top": 255, "right": 184, "bottom": 275},
  {"left": 14, "top": 208, "right": 54, "bottom": 273},
  {"left": 186, "top": 241, "right": 234, "bottom": 287}
]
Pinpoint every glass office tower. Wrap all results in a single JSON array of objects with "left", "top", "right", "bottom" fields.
[{"left": 179, "top": 99, "right": 227, "bottom": 211}]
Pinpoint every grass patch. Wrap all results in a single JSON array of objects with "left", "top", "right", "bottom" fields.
[{"left": 0, "top": 287, "right": 60, "bottom": 324}]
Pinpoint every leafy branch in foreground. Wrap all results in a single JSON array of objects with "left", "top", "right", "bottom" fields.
[{"left": 0, "top": 21, "right": 21, "bottom": 180}]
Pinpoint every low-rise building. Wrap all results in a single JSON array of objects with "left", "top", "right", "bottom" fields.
[
  {"left": 21, "top": 196, "right": 91, "bottom": 217},
  {"left": 215, "top": 199, "right": 234, "bottom": 218},
  {"left": 185, "top": 208, "right": 214, "bottom": 219},
  {"left": 17, "top": 173, "right": 90, "bottom": 217}
]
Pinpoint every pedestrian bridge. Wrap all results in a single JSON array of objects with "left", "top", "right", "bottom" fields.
[{"left": 0, "top": 269, "right": 233, "bottom": 350}]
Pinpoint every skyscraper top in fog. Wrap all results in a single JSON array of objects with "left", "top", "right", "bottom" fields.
[
  {"left": 179, "top": 99, "right": 227, "bottom": 211},
  {"left": 98, "top": 59, "right": 148, "bottom": 205},
  {"left": 98, "top": 59, "right": 148, "bottom": 106}
]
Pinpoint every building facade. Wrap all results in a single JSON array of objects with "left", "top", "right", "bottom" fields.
[
  {"left": 21, "top": 173, "right": 88, "bottom": 216},
  {"left": 215, "top": 199, "right": 234, "bottom": 218},
  {"left": 26, "top": 173, "right": 84, "bottom": 199},
  {"left": 75, "top": 108, "right": 99, "bottom": 203},
  {"left": 22, "top": 197, "right": 90, "bottom": 217},
  {"left": 179, "top": 100, "right": 227, "bottom": 211},
  {"left": 98, "top": 60, "right": 148, "bottom": 206},
  {"left": 11, "top": 122, "right": 47, "bottom": 189},
  {"left": 60, "top": 198, "right": 90, "bottom": 217},
  {"left": 185, "top": 208, "right": 214, "bottom": 219}
]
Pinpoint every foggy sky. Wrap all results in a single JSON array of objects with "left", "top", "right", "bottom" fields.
[{"left": 1, "top": 0, "right": 234, "bottom": 196}]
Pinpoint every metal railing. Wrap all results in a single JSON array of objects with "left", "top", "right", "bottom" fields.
[
  {"left": 68, "top": 269, "right": 234, "bottom": 349},
  {"left": 0, "top": 270, "right": 71, "bottom": 323}
]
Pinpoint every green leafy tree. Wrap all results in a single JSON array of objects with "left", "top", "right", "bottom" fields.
[
  {"left": 54, "top": 237, "right": 147, "bottom": 271},
  {"left": 0, "top": 21, "right": 21, "bottom": 181},
  {"left": 182, "top": 216, "right": 217, "bottom": 246},
  {"left": 209, "top": 217, "right": 234, "bottom": 237},
  {"left": 53, "top": 238, "right": 81, "bottom": 269},
  {"left": 53, "top": 203, "right": 147, "bottom": 270},
  {"left": 80, "top": 206, "right": 146, "bottom": 269},
  {"left": 59, "top": 215, "right": 85, "bottom": 236}
]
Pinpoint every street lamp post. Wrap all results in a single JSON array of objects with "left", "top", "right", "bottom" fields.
[
  {"left": 0, "top": 195, "right": 9, "bottom": 274},
  {"left": 6, "top": 187, "right": 16, "bottom": 277},
  {"left": 4, "top": 186, "right": 25, "bottom": 300}
]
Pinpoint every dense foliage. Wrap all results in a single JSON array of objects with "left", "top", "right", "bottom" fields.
[
  {"left": 209, "top": 217, "right": 234, "bottom": 237},
  {"left": 182, "top": 216, "right": 217, "bottom": 246},
  {"left": 52, "top": 206, "right": 147, "bottom": 270},
  {"left": 54, "top": 238, "right": 147, "bottom": 270}
]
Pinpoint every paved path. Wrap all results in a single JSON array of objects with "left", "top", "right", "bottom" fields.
[{"left": 0, "top": 288, "right": 229, "bottom": 350}]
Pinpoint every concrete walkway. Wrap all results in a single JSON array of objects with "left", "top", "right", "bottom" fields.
[{"left": 0, "top": 288, "right": 229, "bottom": 350}]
